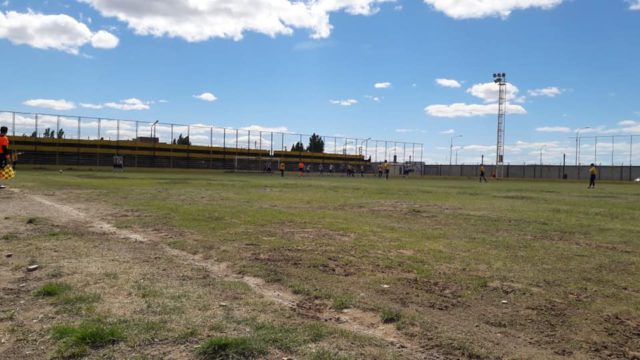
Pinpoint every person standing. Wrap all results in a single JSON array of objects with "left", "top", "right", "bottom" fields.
[
  {"left": 279, "top": 161, "right": 286, "bottom": 177},
  {"left": 588, "top": 163, "right": 597, "bottom": 189},
  {"left": 479, "top": 165, "right": 488, "bottom": 183},
  {"left": 298, "top": 161, "right": 305, "bottom": 177},
  {"left": 383, "top": 160, "right": 390, "bottom": 180},
  {"left": 0, "top": 126, "right": 10, "bottom": 189},
  {"left": 329, "top": 164, "right": 334, "bottom": 176},
  {"left": 319, "top": 164, "right": 324, "bottom": 176}
]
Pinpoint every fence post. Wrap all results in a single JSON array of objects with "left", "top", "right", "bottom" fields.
[
  {"left": 170, "top": 124, "right": 174, "bottom": 168},
  {"left": 630, "top": 135, "right": 633, "bottom": 181},
  {"left": 77, "top": 117, "right": 81, "bottom": 165},
  {"left": 12, "top": 112, "right": 15, "bottom": 137},
  {"left": 610, "top": 136, "right": 614, "bottom": 166},
  {"left": 35, "top": 113, "right": 38, "bottom": 137},
  {"left": 56, "top": 116, "right": 60, "bottom": 166},
  {"left": 135, "top": 121, "right": 138, "bottom": 168}
]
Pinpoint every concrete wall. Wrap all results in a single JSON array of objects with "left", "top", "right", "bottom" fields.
[{"left": 422, "top": 165, "right": 640, "bottom": 181}]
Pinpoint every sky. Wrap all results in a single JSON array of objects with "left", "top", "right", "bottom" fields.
[{"left": 1, "top": 0, "right": 639, "bottom": 165}]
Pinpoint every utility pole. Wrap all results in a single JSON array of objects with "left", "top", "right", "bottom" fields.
[{"left": 449, "top": 134, "right": 462, "bottom": 166}]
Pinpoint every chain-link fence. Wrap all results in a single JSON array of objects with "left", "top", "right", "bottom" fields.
[
  {"left": 0, "top": 110, "right": 424, "bottom": 164},
  {"left": 573, "top": 135, "right": 638, "bottom": 166}
]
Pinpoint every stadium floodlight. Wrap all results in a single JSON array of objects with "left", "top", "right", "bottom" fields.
[
  {"left": 493, "top": 72, "right": 507, "bottom": 177},
  {"left": 449, "top": 134, "right": 462, "bottom": 166},
  {"left": 575, "top": 126, "right": 591, "bottom": 165}
]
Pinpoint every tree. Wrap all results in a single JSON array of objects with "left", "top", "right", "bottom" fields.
[
  {"left": 173, "top": 133, "right": 191, "bottom": 146},
  {"left": 306, "top": 133, "right": 324, "bottom": 153},
  {"left": 31, "top": 131, "right": 37, "bottom": 137},
  {"left": 43, "top": 128, "right": 52, "bottom": 138},
  {"left": 57, "top": 129, "right": 65, "bottom": 139},
  {"left": 290, "top": 141, "right": 304, "bottom": 152}
]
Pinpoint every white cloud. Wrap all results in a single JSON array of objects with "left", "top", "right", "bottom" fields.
[
  {"left": 79, "top": 103, "right": 104, "bottom": 109},
  {"left": 193, "top": 92, "right": 217, "bottom": 102},
  {"left": 424, "top": 102, "right": 526, "bottom": 118},
  {"left": 23, "top": 99, "right": 76, "bottom": 111},
  {"left": 90, "top": 29, "right": 119, "bottom": 48},
  {"left": 240, "top": 125, "right": 290, "bottom": 133},
  {"left": 440, "top": 129, "right": 455, "bottom": 134},
  {"left": 618, "top": 120, "right": 637, "bottom": 126},
  {"left": 104, "top": 98, "right": 150, "bottom": 111},
  {"left": 467, "top": 82, "right": 520, "bottom": 102},
  {"left": 423, "top": 0, "right": 564, "bottom": 19},
  {"left": 536, "top": 126, "right": 571, "bottom": 133},
  {"left": 435, "top": 78, "right": 461, "bottom": 88},
  {"left": 629, "top": 1, "right": 640, "bottom": 10},
  {"left": 374, "top": 82, "right": 392, "bottom": 89},
  {"left": 364, "top": 95, "right": 381, "bottom": 102},
  {"left": 79, "top": 0, "right": 393, "bottom": 41},
  {"left": 528, "top": 87, "right": 562, "bottom": 97},
  {"left": 330, "top": 99, "right": 358, "bottom": 106},
  {"left": 0, "top": 10, "right": 119, "bottom": 54},
  {"left": 394, "top": 128, "right": 426, "bottom": 133}
]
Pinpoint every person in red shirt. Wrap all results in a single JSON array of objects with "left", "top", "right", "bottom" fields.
[
  {"left": 0, "top": 126, "right": 10, "bottom": 189},
  {"left": 298, "top": 161, "right": 304, "bottom": 177}
]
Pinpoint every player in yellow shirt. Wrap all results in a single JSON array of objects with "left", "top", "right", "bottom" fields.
[
  {"left": 383, "top": 160, "right": 390, "bottom": 180},
  {"left": 479, "top": 165, "right": 488, "bottom": 183},
  {"left": 588, "top": 163, "right": 597, "bottom": 189},
  {"left": 279, "top": 162, "right": 286, "bottom": 177}
]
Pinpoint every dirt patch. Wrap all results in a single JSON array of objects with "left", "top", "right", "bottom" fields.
[{"left": 2, "top": 188, "right": 438, "bottom": 359}]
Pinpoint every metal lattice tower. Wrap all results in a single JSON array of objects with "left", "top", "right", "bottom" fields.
[{"left": 493, "top": 73, "right": 507, "bottom": 178}]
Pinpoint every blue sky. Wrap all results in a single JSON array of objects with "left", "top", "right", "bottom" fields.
[{"left": 1, "top": 0, "right": 639, "bottom": 165}]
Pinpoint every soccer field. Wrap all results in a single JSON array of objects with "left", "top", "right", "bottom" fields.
[{"left": 2, "top": 168, "right": 639, "bottom": 359}]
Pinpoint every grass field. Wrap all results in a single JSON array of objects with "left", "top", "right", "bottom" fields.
[{"left": 2, "top": 168, "right": 639, "bottom": 359}]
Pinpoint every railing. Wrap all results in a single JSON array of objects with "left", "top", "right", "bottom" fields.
[{"left": 0, "top": 110, "right": 424, "bottom": 164}]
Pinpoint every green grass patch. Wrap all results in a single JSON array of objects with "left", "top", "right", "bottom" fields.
[
  {"left": 310, "top": 350, "right": 353, "bottom": 360},
  {"left": 52, "top": 319, "right": 125, "bottom": 357},
  {"left": 198, "top": 336, "right": 266, "bottom": 360},
  {"left": 331, "top": 295, "right": 354, "bottom": 310},
  {"left": 380, "top": 308, "right": 402, "bottom": 324},
  {"left": 33, "top": 282, "right": 72, "bottom": 297}
]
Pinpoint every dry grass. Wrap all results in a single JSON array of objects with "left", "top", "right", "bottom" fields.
[{"left": 3, "top": 167, "right": 640, "bottom": 359}]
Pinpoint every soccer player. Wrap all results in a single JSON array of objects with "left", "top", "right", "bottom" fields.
[
  {"left": 377, "top": 164, "right": 383, "bottom": 178},
  {"left": 479, "top": 165, "right": 488, "bottom": 183},
  {"left": 0, "top": 126, "right": 10, "bottom": 189},
  {"left": 298, "top": 161, "right": 305, "bottom": 177},
  {"left": 588, "top": 163, "right": 597, "bottom": 189},
  {"left": 319, "top": 164, "right": 324, "bottom": 176},
  {"left": 383, "top": 160, "right": 390, "bottom": 180},
  {"left": 279, "top": 162, "right": 286, "bottom": 177},
  {"left": 329, "top": 164, "right": 334, "bottom": 176}
]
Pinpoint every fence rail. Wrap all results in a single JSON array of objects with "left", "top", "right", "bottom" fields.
[{"left": 0, "top": 110, "right": 424, "bottom": 164}]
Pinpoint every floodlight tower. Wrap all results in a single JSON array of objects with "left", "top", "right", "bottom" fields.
[{"left": 493, "top": 73, "right": 507, "bottom": 178}]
